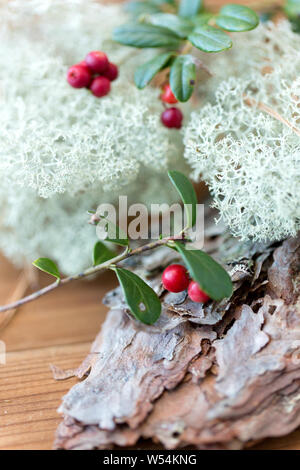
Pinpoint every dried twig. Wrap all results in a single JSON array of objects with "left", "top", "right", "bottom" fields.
[
  {"left": 244, "top": 95, "right": 300, "bottom": 137},
  {"left": 0, "top": 236, "right": 183, "bottom": 314},
  {"left": 0, "top": 272, "right": 29, "bottom": 332}
]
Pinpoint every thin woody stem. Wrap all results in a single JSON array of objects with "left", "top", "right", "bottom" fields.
[
  {"left": 244, "top": 95, "right": 300, "bottom": 137},
  {"left": 0, "top": 235, "right": 183, "bottom": 314},
  {"left": 0, "top": 272, "right": 29, "bottom": 332},
  {"left": 180, "top": 41, "right": 193, "bottom": 55}
]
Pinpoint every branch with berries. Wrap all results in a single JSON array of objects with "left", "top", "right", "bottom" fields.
[
  {"left": 66, "top": 1, "right": 259, "bottom": 130},
  {"left": 0, "top": 171, "right": 232, "bottom": 325},
  {"left": 67, "top": 51, "right": 118, "bottom": 97},
  {"left": 111, "top": 0, "right": 259, "bottom": 128}
]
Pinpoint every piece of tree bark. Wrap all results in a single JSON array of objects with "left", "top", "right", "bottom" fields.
[{"left": 54, "top": 228, "right": 300, "bottom": 450}]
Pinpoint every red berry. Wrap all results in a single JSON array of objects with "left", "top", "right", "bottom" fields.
[
  {"left": 188, "top": 281, "right": 210, "bottom": 303},
  {"left": 162, "top": 264, "right": 189, "bottom": 293},
  {"left": 89, "top": 76, "right": 111, "bottom": 97},
  {"left": 76, "top": 60, "right": 92, "bottom": 73},
  {"left": 67, "top": 64, "right": 92, "bottom": 88},
  {"left": 85, "top": 51, "right": 109, "bottom": 73},
  {"left": 161, "top": 107, "right": 183, "bottom": 129},
  {"left": 103, "top": 62, "right": 119, "bottom": 81},
  {"left": 160, "top": 84, "right": 178, "bottom": 104}
]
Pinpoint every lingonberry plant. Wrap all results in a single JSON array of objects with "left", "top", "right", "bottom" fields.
[
  {"left": 67, "top": 50, "right": 118, "bottom": 98},
  {"left": 162, "top": 264, "right": 211, "bottom": 303},
  {"left": 85, "top": 51, "right": 109, "bottom": 73},
  {"left": 188, "top": 280, "right": 210, "bottom": 303},
  {"left": 67, "top": 64, "right": 92, "bottom": 88},
  {"left": 113, "top": 0, "right": 259, "bottom": 106},
  {"left": 161, "top": 107, "right": 183, "bottom": 128},
  {"left": 160, "top": 83, "right": 178, "bottom": 104},
  {"left": 103, "top": 62, "right": 119, "bottom": 81},
  {"left": 162, "top": 264, "right": 190, "bottom": 292},
  {"left": 90, "top": 76, "right": 111, "bottom": 97},
  {"left": 284, "top": 0, "right": 300, "bottom": 31},
  {"left": 0, "top": 171, "right": 232, "bottom": 325}
]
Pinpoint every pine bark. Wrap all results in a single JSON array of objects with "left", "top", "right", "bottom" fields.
[{"left": 54, "top": 217, "right": 300, "bottom": 450}]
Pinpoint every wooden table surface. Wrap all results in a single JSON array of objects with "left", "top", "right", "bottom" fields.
[
  {"left": 0, "top": 254, "right": 298, "bottom": 450},
  {"left": 0, "top": 0, "right": 293, "bottom": 449}
]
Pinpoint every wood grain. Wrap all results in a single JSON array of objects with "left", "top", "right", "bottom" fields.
[
  {"left": 0, "top": 253, "right": 299, "bottom": 450},
  {"left": 0, "top": 254, "right": 114, "bottom": 450},
  {"left": 0, "top": 0, "right": 295, "bottom": 451}
]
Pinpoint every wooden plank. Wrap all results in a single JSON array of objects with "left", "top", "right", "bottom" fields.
[
  {"left": 0, "top": 0, "right": 295, "bottom": 450},
  {"left": 0, "top": 342, "right": 89, "bottom": 450},
  {"left": 0, "top": 256, "right": 116, "bottom": 352},
  {"left": 0, "top": 334, "right": 299, "bottom": 450},
  {"left": 0, "top": 253, "right": 299, "bottom": 450},
  {"left": 0, "top": 253, "right": 115, "bottom": 450}
]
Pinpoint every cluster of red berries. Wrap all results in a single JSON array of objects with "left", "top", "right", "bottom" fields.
[
  {"left": 162, "top": 264, "right": 210, "bottom": 303},
  {"left": 67, "top": 51, "right": 118, "bottom": 98},
  {"left": 160, "top": 84, "right": 183, "bottom": 130}
]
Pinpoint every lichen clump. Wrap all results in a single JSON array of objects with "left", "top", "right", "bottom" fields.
[
  {"left": 0, "top": 0, "right": 184, "bottom": 274},
  {"left": 0, "top": 1, "right": 299, "bottom": 274},
  {"left": 0, "top": 0, "right": 183, "bottom": 199},
  {"left": 184, "top": 22, "right": 300, "bottom": 241}
]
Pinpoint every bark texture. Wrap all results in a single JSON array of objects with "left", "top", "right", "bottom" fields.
[{"left": 54, "top": 221, "right": 300, "bottom": 450}]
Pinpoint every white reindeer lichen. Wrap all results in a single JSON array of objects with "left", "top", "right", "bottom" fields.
[
  {"left": 0, "top": 0, "right": 184, "bottom": 198},
  {"left": 0, "top": 0, "right": 185, "bottom": 273},
  {"left": 1, "top": 1, "right": 299, "bottom": 274},
  {"left": 184, "top": 22, "right": 300, "bottom": 242}
]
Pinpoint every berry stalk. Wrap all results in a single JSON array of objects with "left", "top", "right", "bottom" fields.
[{"left": 0, "top": 235, "right": 185, "bottom": 314}]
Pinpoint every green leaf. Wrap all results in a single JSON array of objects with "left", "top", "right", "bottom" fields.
[
  {"left": 174, "top": 242, "right": 233, "bottom": 301},
  {"left": 179, "top": 0, "right": 203, "bottom": 18},
  {"left": 216, "top": 4, "right": 259, "bottom": 32},
  {"left": 191, "top": 13, "right": 213, "bottom": 27},
  {"left": 113, "top": 23, "right": 181, "bottom": 48},
  {"left": 188, "top": 25, "right": 232, "bottom": 52},
  {"left": 168, "top": 170, "right": 197, "bottom": 228},
  {"left": 97, "top": 217, "right": 129, "bottom": 247},
  {"left": 151, "top": 0, "right": 176, "bottom": 4},
  {"left": 170, "top": 54, "right": 196, "bottom": 102},
  {"left": 124, "top": 1, "right": 160, "bottom": 15},
  {"left": 284, "top": 0, "right": 300, "bottom": 31},
  {"left": 134, "top": 52, "right": 174, "bottom": 89},
  {"left": 114, "top": 268, "right": 161, "bottom": 324},
  {"left": 284, "top": 0, "right": 300, "bottom": 20},
  {"left": 32, "top": 258, "right": 60, "bottom": 280},
  {"left": 148, "top": 13, "right": 194, "bottom": 38},
  {"left": 93, "top": 241, "right": 116, "bottom": 266}
]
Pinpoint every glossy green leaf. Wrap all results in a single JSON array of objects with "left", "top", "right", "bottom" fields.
[
  {"left": 216, "top": 4, "right": 259, "bottom": 32},
  {"left": 284, "top": 0, "right": 300, "bottom": 20},
  {"left": 191, "top": 13, "right": 213, "bottom": 27},
  {"left": 188, "top": 25, "right": 232, "bottom": 52},
  {"left": 113, "top": 23, "right": 181, "bottom": 48},
  {"left": 93, "top": 241, "right": 116, "bottom": 266},
  {"left": 170, "top": 54, "right": 196, "bottom": 102},
  {"left": 179, "top": 0, "right": 203, "bottom": 18},
  {"left": 151, "top": 0, "right": 176, "bottom": 4},
  {"left": 284, "top": 0, "right": 300, "bottom": 31},
  {"left": 174, "top": 242, "right": 233, "bottom": 301},
  {"left": 148, "top": 13, "right": 194, "bottom": 38},
  {"left": 134, "top": 52, "right": 174, "bottom": 89},
  {"left": 168, "top": 170, "right": 197, "bottom": 228},
  {"left": 97, "top": 217, "right": 129, "bottom": 247},
  {"left": 32, "top": 258, "right": 60, "bottom": 280},
  {"left": 114, "top": 267, "right": 161, "bottom": 324},
  {"left": 124, "top": 1, "right": 160, "bottom": 15}
]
